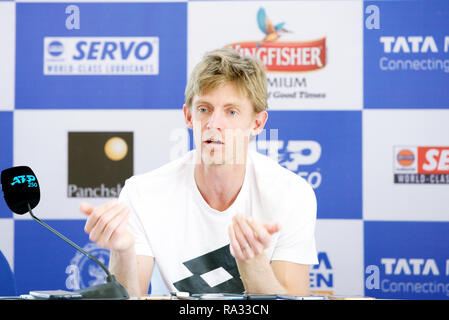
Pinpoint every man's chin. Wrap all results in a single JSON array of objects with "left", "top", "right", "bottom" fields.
[
  {"left": 200, "top": 152, "right": 247, "bottom": 166},
  {"left": 201, "top": 152, "right": 226, "bottom": 166}
]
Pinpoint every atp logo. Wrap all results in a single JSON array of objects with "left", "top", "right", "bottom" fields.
[
  {"left": 10, "top": 175, "right": 38, "bottom": 187},
  {"left": 256, "top": 133, "right": 322, "bottom": 188}
]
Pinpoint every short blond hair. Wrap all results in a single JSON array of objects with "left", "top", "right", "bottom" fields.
[{"left": 185, "top": 47, "right": 268, "bottom": 113}]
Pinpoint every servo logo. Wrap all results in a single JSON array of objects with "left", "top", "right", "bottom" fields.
[
  {"left": 68, "top": 132, "right": 133, "bottom": 198},
  {"left": 44, "top": 37, "right": 159, "bottom": 75},
  {"left": 394, "top": 146, "right": 449, "bottom": 184}
]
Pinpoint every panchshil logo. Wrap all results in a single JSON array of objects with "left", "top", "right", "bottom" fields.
[
  {"left": 65, "top": 242, "right": 110, "bottom": 290},
  {"left": 68, "top": 132, "right": 133, "bottom": 198}
]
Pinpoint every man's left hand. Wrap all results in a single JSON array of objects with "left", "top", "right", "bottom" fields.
[{"left": 228, "top": 214, "right": 281, "bottom": 261}]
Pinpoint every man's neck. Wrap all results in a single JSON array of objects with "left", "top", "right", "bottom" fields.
[{"left": 194, "top": 161, "right": 246, "bottom": 212}]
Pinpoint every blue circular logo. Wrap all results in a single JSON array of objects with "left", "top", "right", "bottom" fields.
[{"left": 48, "top": 41, "right": 64, "bottom": 57}]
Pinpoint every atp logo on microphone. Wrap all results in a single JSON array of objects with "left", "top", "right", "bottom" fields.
[
  {"left": 10, "top": 175, "right": 37, "bottom": 187},
  {"left": 67, "top": 132, "right": 133, "bottom": 198}
]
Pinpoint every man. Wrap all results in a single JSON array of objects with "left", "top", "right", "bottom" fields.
[{"left": 80, "top": 47, "right": 318, "bottom": 297}]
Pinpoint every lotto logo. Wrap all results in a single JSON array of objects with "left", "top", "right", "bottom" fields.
[{"left": 394, "top": 146, "right": 449, "bottom": 184}]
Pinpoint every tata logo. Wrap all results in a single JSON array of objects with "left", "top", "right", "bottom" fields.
[
  {"left": 380, "top": 36, "right": 449, "bottom": 53},
  {"left": 381, "top": 258, "right": 443, "bottom": 276}
]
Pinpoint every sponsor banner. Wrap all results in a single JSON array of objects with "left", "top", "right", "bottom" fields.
[
  {"left": 0, "top": 112, "right": 13, "bottom": 218},
  {"left": 364, "top": 221, "right": 449, "bottom": 300},
  {"left": 313, "top": 220, "right": 364, "bottom": 297},
  {"left": 394, "top": 146, "right": 449, "bottom": 184},
  {"left": 227, "top": 37, "right": 326, "bottom": 73},
  {"left": 14, "top": 218, "right": 169, "bottom": 295},
  {"left": 13, "top": 110, "right": 188, "bottom": 220},
  {"left": 16, "top": 2, "right": 187, "bottom": 109},
  {"left": 363, "top": 110, "right": 449, "bottom": 221},
  {"left": 14, "top": 219, "right": 94, "bottom": 295},
  {"left": 68, "top": 132, "right": 133, "bottom": 198},
  {"left": 44, "top": 37, "right": 159, "bottom": 75},
  {"left": 364, "top": 0, "right": 449, "bottom": 108},
  {"left": 0, "top": 2, "right": 15, "bottom": 110},
  {"left": 188, "top": 1, "right": 363, "bottom": 110},
  {"left": 251, "top": 111, "right": 362, "bottom": 219}
]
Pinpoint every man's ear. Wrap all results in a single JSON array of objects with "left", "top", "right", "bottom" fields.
[
  {"left": 183, "top": 104, "right": 193, "bottom": 130},
  {"left": 251, "top": 110, "right": 268, "bottom": 136}
]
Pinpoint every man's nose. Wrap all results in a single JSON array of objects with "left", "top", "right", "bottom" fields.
[{"left": 206, "top": 110, "right": 225, "bottom": 130}]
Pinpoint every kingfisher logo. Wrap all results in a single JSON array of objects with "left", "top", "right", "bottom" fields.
[
  {"left": 44, "top": 37, "right": 159, "bottom": 75},
  {"left": 226, "top": 7, "right": 326, "bottom": 73},
  {"left": 224, "top": 7, "right": 327, "bottom": 103},
  {"left": 394, "top": 146, "right": 449, "bottom": 184}
]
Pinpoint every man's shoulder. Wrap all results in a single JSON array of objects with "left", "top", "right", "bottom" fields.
[
  {"left": 248, "top": 150, "right": 314, "bottom": 200},
  {"left": 249, "top": 150, "right": 307, "bottom": 185}
]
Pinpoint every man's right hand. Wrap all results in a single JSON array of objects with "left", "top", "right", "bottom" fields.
[{"left": 79, "top": 199, "right": 135, "bottom": 252}]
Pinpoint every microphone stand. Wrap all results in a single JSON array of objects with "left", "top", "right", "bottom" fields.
[{"left": 27, "top": 203, "right": 129, "bottom": 299}]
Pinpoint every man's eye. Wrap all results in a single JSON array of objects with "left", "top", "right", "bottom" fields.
[
  {"left": 199, "top": 107, "right": 208, "bottom": 113},
  {"left": 229, "top": 110, "right": 237, "bottom": 116}
]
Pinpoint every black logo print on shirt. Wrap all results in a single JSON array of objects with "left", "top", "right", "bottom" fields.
[{"left": 173, "top": 244, "right": 244, "bottom": 294}]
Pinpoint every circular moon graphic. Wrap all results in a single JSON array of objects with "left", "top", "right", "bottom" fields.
[{"left": 104, "top": 137, "right": 128, "bottom": 161}]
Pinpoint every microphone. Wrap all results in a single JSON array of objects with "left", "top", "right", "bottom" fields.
[{"left": 1, "top": 166, "right": 129, "bottom": 299}]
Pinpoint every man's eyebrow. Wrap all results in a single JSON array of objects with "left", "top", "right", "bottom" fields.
[
  {"left": 223, "top": 103, "right": 240, "bottom": 109},
  {"left": 194, "top": 101, "right": 240, "bottom": 109},
  {"left": 194, "top": 100, "right": 213, "bottom": 107}
]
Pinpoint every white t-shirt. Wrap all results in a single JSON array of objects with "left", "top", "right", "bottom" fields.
[{"left": 119, "top": 149, "right": 318, "bottom": 294}]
